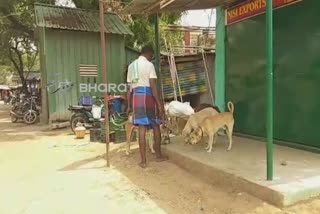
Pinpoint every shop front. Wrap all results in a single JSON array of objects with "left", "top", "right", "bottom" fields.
[{"left": 222, "top": 0, "right": 320, "bottom": 148}]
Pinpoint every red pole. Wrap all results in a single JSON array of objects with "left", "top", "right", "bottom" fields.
[{"left": 99, "top": 0, "right": 110, "bottom": 167}]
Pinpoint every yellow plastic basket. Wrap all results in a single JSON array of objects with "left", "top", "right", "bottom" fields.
[{"left": 75, "top": 129, "right": 86, "bottom": 139}]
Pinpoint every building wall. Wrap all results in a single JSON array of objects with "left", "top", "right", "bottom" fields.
[
  {"left": 41, "top": 29, "right": 126, "bottom": 122},
  {"left": 225, "top": 0, "right": 320, "bottom": 148}
]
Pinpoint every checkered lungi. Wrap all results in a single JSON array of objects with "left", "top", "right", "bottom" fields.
[{"left": 132, "top": 86, "right": 161, "bottom": 126}]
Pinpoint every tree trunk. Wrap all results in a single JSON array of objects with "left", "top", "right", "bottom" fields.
[
  {"left": 9, "top": 46, "right": 29, "bottom": 95},
  {"left": 18, "top": 69, "right": 29, "bottom": 95}
]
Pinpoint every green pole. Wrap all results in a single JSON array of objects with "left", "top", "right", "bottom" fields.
[
  {"left": 266, "top": 0, "right": 274, "bottom": 180},
  {"left": 154, "top": 14, "right": 162, "bottom": 95},
  {"left": 215, "top": 7, "right": 226, "bottom": 112},
  {"left": 154, "top": 14, "right": 160, "bottom": 78}
]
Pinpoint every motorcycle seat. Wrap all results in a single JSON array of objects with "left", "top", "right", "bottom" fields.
[{"left": 69, "top": 105, "right": 92, "bottom": 110}]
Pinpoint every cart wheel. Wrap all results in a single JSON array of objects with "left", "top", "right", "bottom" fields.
[{"left": 23, "top": 110, "right": 38, "bottom": 125}]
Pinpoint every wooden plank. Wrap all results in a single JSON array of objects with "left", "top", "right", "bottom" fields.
[{"left": 49, "top": 121, "right": 70, "bottom": 130}]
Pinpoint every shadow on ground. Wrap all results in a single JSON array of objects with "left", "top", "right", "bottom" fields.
[
  {"left": 57, "top": 144, "right": 270, "bottom": 214},
  {"left": 0, "top": 105, "right": 71, "bottom": 143}
]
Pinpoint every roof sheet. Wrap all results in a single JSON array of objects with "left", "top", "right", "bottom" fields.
[
  {"left": 123, "top": 0, "right": 242, "bottom": 14},
  {"left": 35, "top": 3, "right": 133, "bottom": 35}
]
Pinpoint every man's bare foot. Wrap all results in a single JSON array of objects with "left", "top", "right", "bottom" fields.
[
  {"left": 139, "top": 162, "right": 147, "bottom": 168},
  {"left": 156, "top": 155, "right": 169, "bottom": 162}
]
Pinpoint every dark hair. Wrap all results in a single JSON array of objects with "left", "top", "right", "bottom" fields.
[{"left": 141, "top": 45, "right": 154, "bottom": 55}]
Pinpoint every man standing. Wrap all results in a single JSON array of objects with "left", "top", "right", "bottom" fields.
[{"left": 127, "top": 45, "right": 168, "bottom": 168}]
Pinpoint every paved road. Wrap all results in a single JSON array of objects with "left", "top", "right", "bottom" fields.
[{"left": 0, "top": 104, "right": 166, "bottom": 214}]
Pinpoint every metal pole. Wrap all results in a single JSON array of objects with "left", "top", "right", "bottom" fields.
[
  {"left": 155, "top": 13, "right": 168, "bottom": 105},
  {"left": 266, "top": 0, "right": 273, "bottom": 180},
  {"left": 164, "top": 37, "right": 177, "bottom": 100},
  {"left": 99, "top": 0, "right": 110, "bottom": 167}
]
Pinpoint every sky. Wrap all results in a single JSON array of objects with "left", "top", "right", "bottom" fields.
[
  {"left": 181, "top": 9, "right": 216, "bottom": 27},
  {"left": 56, "top": 0, "right": 216, "bottom": 27}
]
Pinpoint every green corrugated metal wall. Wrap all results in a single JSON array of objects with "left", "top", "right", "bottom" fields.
[
  {"left": 226, "top": 0, "right": 320, "bottom": 148},
  {"left": 125, "top": 47, "right": 140, "bottom": 65},
  {"left": 42, "top": 29, "right": 126, "bottom": 121}
]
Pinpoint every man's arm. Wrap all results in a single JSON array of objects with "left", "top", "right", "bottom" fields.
[
  {"left": 149, "top": 78, "right": 162, "bottom": 108},
  {"left": 149, "top": 64, "right": 163, "bottom": 110}
]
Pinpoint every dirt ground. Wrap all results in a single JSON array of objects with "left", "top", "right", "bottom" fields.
[{"left": 1, "top": 103, "right": 320, "bottom": 214}]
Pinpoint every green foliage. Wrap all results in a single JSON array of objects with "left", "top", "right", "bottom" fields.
[
  {"left": 125, "top": 13, "right": 184, "bottom": 50},
  {"left": 71, "top": 0, "right": 184, "bottom": 50},
  {"left": 0, "top": 0, "right": 52, "bottom": 92},
  {"left": 72, "top": 0, "right": 99, "bottom": 10},
  {"left": 0, "top": 65, "right": 13, "bottom": 84}
]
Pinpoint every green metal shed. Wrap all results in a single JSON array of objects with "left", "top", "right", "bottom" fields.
[
  {"left": 34, "top": 3, "right": 133, "bottom": 123},
  {"left": 125, "top": 46, "right": 140, "bottom": 65}
]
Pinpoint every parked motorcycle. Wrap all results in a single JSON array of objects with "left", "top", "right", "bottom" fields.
[
  {"left": 10, "top": 96, "right": 40, "bottom": 124},
  {"left": 68, "top": 97, "right": 106, "bottom": 133},
  {"left": 68, "top": 96, "right": 127, "bottom": 132}
]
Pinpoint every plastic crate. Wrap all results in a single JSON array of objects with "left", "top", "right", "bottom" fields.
[
  {"left": 114, "top": 130, "right": 127, "bottom": 144},
  {"left": 80, "top": 96, "right": 93, "bottom": 106},
  {"left": 111, "top": 98, "right": 122, "bottom": 113}
]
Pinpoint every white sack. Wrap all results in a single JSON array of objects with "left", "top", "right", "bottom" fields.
[{"left": 167, "top": 101, "right": 194, "bottom": 118}]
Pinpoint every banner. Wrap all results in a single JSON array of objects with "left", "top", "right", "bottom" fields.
[{"left": 225, "top": 0, "right": 302, "bottom": 25}]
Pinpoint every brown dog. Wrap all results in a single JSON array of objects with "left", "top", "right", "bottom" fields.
[
  {"left": 182, "top": 107, "right": 220, "bottom": 144},
  {"left": 188, "top": 102, "right": 234, "bottom": 152},
  {"left": 194, "top": 103, "right": 221, "bottom": 113}
]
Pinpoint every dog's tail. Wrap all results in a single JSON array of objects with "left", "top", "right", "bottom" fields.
[{"left": 227, "top": 102, "right": 234, "bottom": 113}]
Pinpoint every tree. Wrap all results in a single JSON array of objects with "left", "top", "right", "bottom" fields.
[
  {"left": 0, "top": 0, "right": 53, "bottom": 93},
  {"left": 125, "top": 13, "right": 184, "bottom": 49}
]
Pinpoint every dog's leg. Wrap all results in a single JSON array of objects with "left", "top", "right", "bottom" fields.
[
  {"left": 147, "top": 130, "right": 155, "bottom": 154},
  {"left": 125, "top": 125, "right": 135, "bottom": 156},
  {"left": 213, "top": 133, "right": 218, "bottom": 145},
  {"left": 207, "top": 134, "right": 215, "bottom": 153},
  {"left": 205, "top": 141, "right": 210, "bottom": 150},
  {"left": 125, "top": 123, "right": 131, "bottom": 155},
  {"left": 226, "top": 123, "right": 234, "bottom": 151}
]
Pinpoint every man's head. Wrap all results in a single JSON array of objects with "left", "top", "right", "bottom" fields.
[{"left": 141, "top": 45, "right": 154, "bottom": 61}]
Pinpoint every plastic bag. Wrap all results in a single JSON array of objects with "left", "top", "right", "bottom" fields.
[
  {"left": 92, "top": 105, "right": 102, "bottom": 119},
  {"left": 167, "top": 101, "right": 194, "bottom": 118}
]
